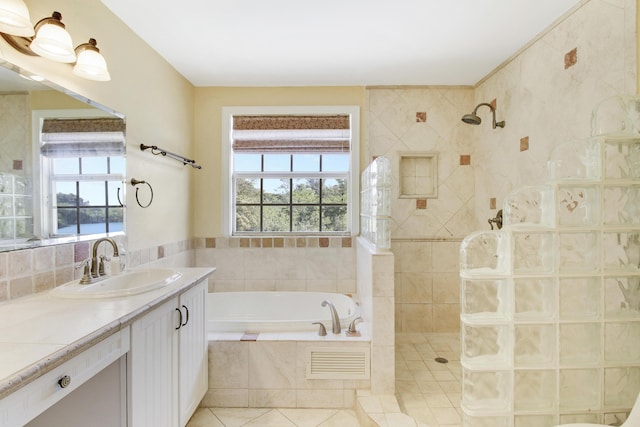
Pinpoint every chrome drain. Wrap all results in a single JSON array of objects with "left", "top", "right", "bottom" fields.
[{"left": 434, "top": 357, "right": 449, "bottom": 364}]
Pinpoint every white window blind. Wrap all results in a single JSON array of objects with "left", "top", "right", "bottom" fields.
[
  {"left": 40, "top": 117, "right": 126, "bottom": 157},
  {"left": 231, "top": 115, "right": 350, "bottom": 153}
]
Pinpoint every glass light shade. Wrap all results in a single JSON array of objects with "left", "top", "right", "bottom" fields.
[
  {"left": 0, "top": 0, "right": 33, "bottom": 37},
  {"left": 73, "top": 46, "right": 110, "bottom": 81},
  {"left": 30, "top": 16, "right": 75, "bottom": 63}
]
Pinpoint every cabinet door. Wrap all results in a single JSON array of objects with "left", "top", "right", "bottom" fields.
[
  {"left": 129, "top": 298, "right": 179, "bottom": 427},
  {"left": 178, "top": 280, "right": 208, "bottom": 427}
]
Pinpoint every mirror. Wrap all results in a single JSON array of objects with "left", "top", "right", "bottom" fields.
[{"left": 0, "top": 61, "right": 125, "bottom": 252}]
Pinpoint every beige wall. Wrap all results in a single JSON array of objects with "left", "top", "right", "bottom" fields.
[
  {"left": 192, "top": 86, "right": 365, "bottom": 238},
  {"left": 1, "top": 0, "right": 195, "bottom": 253},
  {"left": 473, "top": 0, "right": 637, "bottom": 224}
]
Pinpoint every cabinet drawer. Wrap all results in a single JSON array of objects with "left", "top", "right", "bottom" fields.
[{"left": 0, "top": 327, "right": 130, "bottom": 427}]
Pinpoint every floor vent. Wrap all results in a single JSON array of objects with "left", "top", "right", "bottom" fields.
[{"left": 306, "top": 347, "right": 370, "bottom": 380}]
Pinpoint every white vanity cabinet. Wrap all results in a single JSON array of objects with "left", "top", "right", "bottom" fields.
[
  {"left": 128, "top": 279, "right": 208, "bottom": 427},
  {"left": 0, "top": 328, "right": 130, "bottom": 427}
]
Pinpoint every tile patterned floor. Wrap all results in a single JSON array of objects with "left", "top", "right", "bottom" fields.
[
  {"left": 395, "top": 333, "right": 462, "bottom": 427},
  {"left": 186, "top": 332, "right": 461, "bottom": 427},
  {"left": 186, "top": 407, "right": 360, "bottom": 427}
]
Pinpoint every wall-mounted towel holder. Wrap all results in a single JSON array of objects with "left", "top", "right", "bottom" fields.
[
  {"left": 130, "top": 178, "right": 154, "bottom": 208},
  {"left": 140, "top": 144, "right": 202, "bottom": 169}
]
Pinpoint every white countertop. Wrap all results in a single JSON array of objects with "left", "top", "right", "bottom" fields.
[{"left": 0, "top": 267, "right": 215, "bottom": 399}]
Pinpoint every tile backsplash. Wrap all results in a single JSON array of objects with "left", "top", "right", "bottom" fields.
[
  {"left": 0, "top": 237, "right": 194, "bottom": 303},
  {"left": 195, "top": 237, "right": 356, "bottom": 294}
]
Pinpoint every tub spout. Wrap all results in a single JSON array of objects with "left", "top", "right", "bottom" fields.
[{"left": 321, "top": 300, "right": 341, "bottom": 334}]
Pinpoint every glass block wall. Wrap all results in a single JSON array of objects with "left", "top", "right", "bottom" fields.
[
  {"left": 0, "top": 173, "right": 33, "bottom": 243},
  {"left": 360, "top": 156, "right": 391, "bottom": 250},
  {"left": 459, "top": 96, "right": 640, "bottom": 426}
]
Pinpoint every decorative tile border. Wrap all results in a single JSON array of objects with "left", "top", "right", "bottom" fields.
[{"left": 194, "top": 236, "right": 354, "bottom": 249}]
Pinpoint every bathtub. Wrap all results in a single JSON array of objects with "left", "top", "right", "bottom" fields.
[{"left": 207, "top": 291, "right": 360, "bottom": 333}]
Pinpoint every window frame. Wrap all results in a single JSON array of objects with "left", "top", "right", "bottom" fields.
[
  {"left": 32, "top": 109, "right": 126, "bottom": 239},
  {"left": 221, "top": 106, "right": 360, "bottom": 237}
]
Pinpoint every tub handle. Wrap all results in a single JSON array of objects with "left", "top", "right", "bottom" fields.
[
  {"left": 348, "top": 317, "right": 363, "bottom": 333},
  {"left": 312, "top": 322, "right": 327, "bottom": 336}
]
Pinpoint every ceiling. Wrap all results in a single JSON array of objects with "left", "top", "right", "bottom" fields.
[{"left": 100, "top": 0, "right": 581, "bottom": 87}]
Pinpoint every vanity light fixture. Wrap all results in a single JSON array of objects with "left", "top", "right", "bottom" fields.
[
  {"left": 0, "top": 0, "right": 33, "bottom": 37},
  {"left": 73, "top": 38, "right": 110, "bottom": 81},
  {"left": 0, "top": 4, "right": 110, "bottom": 81},
  {"left": 29, "top": 11, "right": 75, "bottom": 63}
]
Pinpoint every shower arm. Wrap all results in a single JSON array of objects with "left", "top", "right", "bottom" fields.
[{"left": 473, "top": 103, "right": 502, "bottom": 129}]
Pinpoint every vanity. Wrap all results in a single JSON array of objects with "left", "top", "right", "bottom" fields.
[{"left": 0, "top": 267, "right": 215, "bottom": 427}]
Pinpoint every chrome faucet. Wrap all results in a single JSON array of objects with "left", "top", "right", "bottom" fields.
[
  {"left": 321, "top": 300, "right": 341, "bottom": 334},
  {"left": 90, "top": 238, "right": 120, "bottom": 279}
]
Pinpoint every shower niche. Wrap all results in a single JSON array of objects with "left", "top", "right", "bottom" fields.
[{"left": 459, "top": 95, "right": 640, "bottom": 426}]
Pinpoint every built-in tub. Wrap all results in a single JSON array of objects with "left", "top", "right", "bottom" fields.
[{"left": 207, "top": 291, "right": 360, "bottom": 333}]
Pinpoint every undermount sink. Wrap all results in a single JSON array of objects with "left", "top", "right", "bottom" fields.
[{"left": 50, "top": 268, "right": 182, "bottom": 299}]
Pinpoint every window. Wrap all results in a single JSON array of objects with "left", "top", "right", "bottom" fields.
[
  {"left": 35, "top": 113, "right": 126, "bottom": 237},
  {"left": 48, "top": 156, "right": 124, "bottom": 235},
  {"left": 222, "top": 107, "right": 359, "bottom": 236}
]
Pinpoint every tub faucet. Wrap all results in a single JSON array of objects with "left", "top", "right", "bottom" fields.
[
  {"left": 90, "top": 238, "right": 120, "bottom": 278},
  {"left": 321, "top": 300, "right": 341, "bottom": 334}
]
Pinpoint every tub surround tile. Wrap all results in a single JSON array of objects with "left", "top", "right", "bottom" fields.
[{"left": 208, "top": 341, "right": 249, "bottom": 389}]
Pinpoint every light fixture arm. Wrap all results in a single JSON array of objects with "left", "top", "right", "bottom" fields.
[{"left": 472, "top": 102, "right": 505, "bottom": 129}]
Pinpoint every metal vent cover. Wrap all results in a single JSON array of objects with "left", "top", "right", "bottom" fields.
[{"left": 306, "top": 347, "right": 370, "bottom": 380}]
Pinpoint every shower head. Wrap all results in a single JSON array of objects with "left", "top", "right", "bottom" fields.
[
  {"left": 461, "top": 102, "right": 505, "bottom": 129},
  {"left": 461, "top": 113, "right": 482, "bottom": 125}
]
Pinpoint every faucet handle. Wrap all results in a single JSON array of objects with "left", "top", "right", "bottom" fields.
[
  {"left": 348, "top": 317, "right": 363, "bottom": 333},
  {"left": 98, "top": 255, "right": 111, "bottom": 276},
  {"left": 77, "top": 259, "right": 93, "bottom": 284},
  {"left": 312, "top": 322, "right": 327, "bottom": 336}
]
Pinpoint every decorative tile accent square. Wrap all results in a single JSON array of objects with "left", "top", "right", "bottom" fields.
[
  {"left": 416, "top": 112, "right": 427, "bottom": 122},
  {"left": 319, "top": 238, "right": 329, "bottom": 248},
  {"left": 490, "top": 198, "right": 497, "bottom": 209},
  {"left": 460, "top": 155, "right": 471, "bottom": 166},
  {"left": 205, "top": 237, "right": 216, "bottom": 248},
  {"left": 240, "top": 238, "right": 250, "bottom": 248},
  {"left": 274, "top": 238, "right": 284, "bottom": 248},
  {"left": 416, "top": 199, "right": 427, "bottom": 209},
  {"left": 342, "top": 237, "right": 352, "bottom": 248},
  {"left": 12, "top": 160, "right": 22, "bottom": 170},
  {"left": 565, "top": 47, "right": 578, "bottom": 69},
  {"left": 520, "top": 136, "right": 529, "bottom": 152}
]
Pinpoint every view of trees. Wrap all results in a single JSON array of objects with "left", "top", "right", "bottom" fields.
[
  {"left": 56, "top": 192, "right": 124, "bottom": 231},
  {"left": 235, "top": 177, "right": 347, "bottom": 232}
]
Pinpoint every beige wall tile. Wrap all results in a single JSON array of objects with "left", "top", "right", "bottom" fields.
[
  {"left": 400, "top": 273, "right": 433, "bottom": 304},
  {"left": 432, "top": 273, "right": 460, "bottom": 304},
  {"left": 402, "top": 304, "right": 433, "bottom": 333},
  {"left": 433, "top": 304, "right": 461, "bottom": 332}
]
